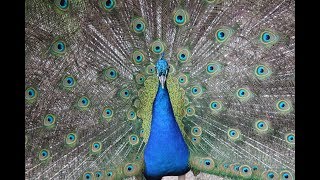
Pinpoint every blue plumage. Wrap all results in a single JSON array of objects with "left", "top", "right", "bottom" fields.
[{"left": 143, "top": 83, "right": 190, "bottom": 179}]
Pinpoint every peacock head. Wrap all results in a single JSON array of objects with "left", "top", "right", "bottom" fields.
[{"left": 155, "top": 53, "right": 169, "bottom": 89}]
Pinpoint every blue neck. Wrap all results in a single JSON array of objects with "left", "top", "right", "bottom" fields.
[
  {"left": 151, "top": 84, "right": 176, "bottom": 129},
  {"left": 143, "top": 83, "right": 190, "bottom": 179}
]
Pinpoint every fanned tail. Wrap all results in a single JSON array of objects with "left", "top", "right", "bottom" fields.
[{"left": 25, "top": 0, "right": 294, "bottom": 179}]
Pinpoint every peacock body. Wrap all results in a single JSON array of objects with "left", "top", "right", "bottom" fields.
[
  {"left": 25, "top": 0, "right": 295, "bottom": 179},
  {"left": 143, "top": 57, "right": 190, "bottom": 179}
]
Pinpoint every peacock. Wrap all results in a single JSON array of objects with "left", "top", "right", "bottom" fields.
[{"left": 25, "top": 0, "right": 295, "bottom": 179}]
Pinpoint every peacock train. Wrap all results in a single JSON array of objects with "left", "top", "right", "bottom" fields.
[{"left": 25, "top": 0, "right": 295, "bottom": 179}]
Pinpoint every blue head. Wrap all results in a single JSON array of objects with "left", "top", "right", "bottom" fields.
[{"left": 155, "top": 53, "right": 169, "bottom": 89}]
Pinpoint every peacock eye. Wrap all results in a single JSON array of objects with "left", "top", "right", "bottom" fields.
[
  {"left": 63, "top": 75, "right": 76, "bottom": 88},
  {"left": 200, "top": 158, "right": 215, "bottom": 170},
  {"left": 66, "top": 77, "right": 73, "bottom": 85},
  {"left": 214, "top": 27, "right": 234, "bottom": 43},
  {"left": 177, "top": 48, "right": 190, "bottom": 62},
  {"left": 192, "top": 87, "right": 198, "bottom": 93},
  {"left": 44, "top": 114, "right": 56, "bottom": 127},
  {"left": 78, "top": 96, "right": 90, "bottom": 108},
  {"left": 204, "top": 160, "right": 211, "bottom": 166},
  {"left": 191, "top": 85, "right": 203, "bottom": 96},
  {"left": 155, "top": 46, "right": 161, "bottom": 52},
  {"left": 210, "top": 101, "right": 222, "bottom": 111},
  {"left": 212, "top": 102, "right": 217, "bottom": 108},
  {"left": 83, "top": 172, "right": 93, "bottom": 180},
  {"left": 26, "top": 87, "right": 37, "bottom": 100},
  {"left": 127, "top": 165, "right": 133, "bottom": 171},
  {"left": 229, "top": 130, "right": 236, "bottom": 137},
  {"left": 285, "top": 133, "right": 295, "bottom": 144},
  {"left": 136, "top": 24, "right": 142, "bottom": 31},
  {"left": 257, "top": 66, "right": 265, "bottom": 75},
  {"left": 228, "top": 129, "right": 240, "bottom": 140},
  {"left": 234, "top": 165, "right": 240, "bottom": 171},
  {"left": 123, "top": 163, "right": 140, "bottom": 176},
  {"left": 129, "top": 134, "right": 139, "bottom": 145},
  {"left": 207, "top": 64, "right": 215, "bottom": 72},
  {"left": 104, "top": 67, "right": 118, "bottom": 80},
  {"left": 252, "top": 166, "right": 258, "bottom": 171},
  {"left": 106, "top": 109, "right": 112, "bottom": 115},
  {"left": 109, "top": 70, "right": 116, "bottom": 78},
  {"left": 101, "top": 0, "right": 116, "bottom": 11},
  {"left": 66, "top": 133, "right": 77, "bottom": 145},
  {"left": 243, "top": 167, "right": 248, "bottom": 172},
  {"left": 131, "top": 17, "right": 146, "bottom": 33},
  {"left": 68, "top": 134, "right": 75, "bottom": 140},
  {"left": 151, "top": 40, "right": 165, "bottom": 54},
  {"left": 239, "top": 165, "right": 252, "bottom": 177},
  {"left": 41, "top": 150, "right": 47, "bottom": 157},
  {"left": 186, "top": 106, "right": 195, "bottom": 116},
  {"left": 262, "top": 32, "right": 271, "bottom": 42},
  {"left": 135, "top": 73, "right": 145, "bottom": 85},
  {"left": 276, "top": 100, "right": 291, "bottom": 112},
  {"left": 91, "top": 141, "right": 102, "bottom": 153},
  {"left": 255, "top": 120, "right": 269, "bottom": 132},
  {"left": 140, "top": 129, "right": 144, "bottom": 137},
  {"left": 262, "top": 170, "right": 279, "bottom": 179},
  {"left": 191, "top": 126, "right": 202, "bottom": 136},
  {"left": 238, "top": 89, "right": 246, "bottom": 97},
  {"left": 50, "top": 40, "right": 66, "bottom": 55},
  {"left": 278, "top": 101, "right": 287, "bottom": 109},
  {"left": 180, "top": 53, "right": 186, "bottom": 60},
  {"left": 105, "top": 0, "right": 114, "bottom": 8},
  {"left": 54, "top": 0, "right": 69, "bottom": 10},
  {"left": 223, "top": 164, "right": 229, "bottom": 168},
  {"left": 236, "top": 88, "right": 252, "bottom": 101},
  {"left": 205, "top": 62, "right": 222, "bottom": 76},
  {"left": 191, "top": 136, "right": 201, "bottom": 144},
  {"left": 254, "top": 64, "right": 272, "bottom": 79},
  {"left": 177, "top": 73, "right": 188, "bottom": 86},
  {"left": 127, "top": 109, "right": 136, "bottom": 120},
  {"left": 173, "top": 9, "right": 189, "bottom": 26},
  {"left": 120, "top": 89, "right": 131, "bottom": 99},
  {"left": 47, "top": 116, "right": 53, "bottom": 123},
  {"left": 95, "top": 171, "right": 102, "bottom": 178},
  {"left": 217, "top": 30, "right": 225, "bottom": 41},
  {"left": 27, "top": 89, "right": 34, "bottom": 97},
  {"left": 280, "top": 171, "right": 293, "bottom": 179},
  {"left": 176, "top": 15, "right": 184, "bottom": 23},
  {"left": 39, "top": 149, "right": 50, "bottom": 161},
  {"left": 107, "top": 171, "right": 113, "bottom": 176},
  {"left": 119, "top": 163, "right": 139, "bottom": 176},
  {"left": 268, "top": 172, "right": 275, "bottom": 178},
  {"left": 57, "top": 42, "right": 65, "bottom": 51},
  {"left": 287, "top": 135, "right": 294, "bottom": 142},
  {"left": 146, "top": 64, "right": 156, "bottom": 75},
  {"left": 102, "top": 107, "right": 113, "bottom": 119},
  {"left": 260, "top": 30, "right": 279, "bottom": 45},
  {"left": 132, "top": 50, "right": 145, "bottom": 64},
  {"left": 258, "top": 122, "right": 264, "bottom": 128}
]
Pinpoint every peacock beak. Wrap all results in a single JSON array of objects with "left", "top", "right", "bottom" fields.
[{"left": 159, "top": 75, "right": 166, "bottom": 89}]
